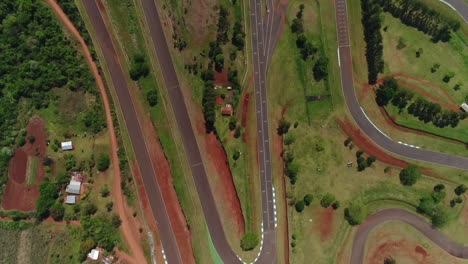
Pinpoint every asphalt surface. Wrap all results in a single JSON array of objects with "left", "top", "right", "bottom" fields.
[
  {"left": 334, "top": 0, "right": 468, "bottom": 172},
  {"left": 351, "top": 208, "right": 468, "bottom": 263},
  {"left": 444, "top": 0, "right": 468, "bottom": 22},
  {"left": 82, "top": 1, "right": 183, "bottom": 263},
  {"left": 139, "top": 0, "right": 250, "bottom": 263},
  {"left": 334, "top": 0, "right": 468, "bottom": 263}
]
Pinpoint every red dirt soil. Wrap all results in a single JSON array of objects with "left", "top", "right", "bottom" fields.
[
  {"left": 214, "top": 68, "right": 230, "bottom": 86},
  {"left": 318, "top": 207, "right": 335, "bottom": 241},
  {"left": 240, "top": 92, "right": 251, "bottom": 128},
  {"left": 367, "top": 240, "right": 429, "bottom": 264},
  {"left": 338, "top": 119, "right": 409, "bottom": 168},
  {"left": 46, "top": 1, "right": 146, "bottom": 263},
  {"left": 2, "top": 116, "right": 47, "bottom": 211},
  {"left": 138, "top": 109, "right": 196, "bottom": 264},
  {"left": 206, "top": 132, "right": 246, "bottom": 235}
]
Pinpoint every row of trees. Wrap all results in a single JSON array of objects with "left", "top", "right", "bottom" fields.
[
  {"left": 361, "top": 0, "right": 384, "bottom": 84},
  {"left": 355, "top": 150, "right": 377, "bottom": 171},
  {"left": 378, "top": 0, "right": 460, "bottom": 42},
  {"left": 376, "top": 78, "right": 466, "bottom": 128},
  {"left": 290, "top": 5, "right": 329, "bottom": 82},
  {"left": 201, "top": 71, "right": 217, "bottom": 132}
]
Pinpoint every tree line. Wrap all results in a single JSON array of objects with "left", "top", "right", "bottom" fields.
[
  {"left": 378, "top": 0, "right": 460, "bottom": 42},
  {"left": 290, "top": 5, "right": 329, "bottom": 81},
  {"left": 376, "top": 78, "right": 466, "bottom": 128},
  {"left": 361, "top": 0, "right": 384, "bottom": 84}
]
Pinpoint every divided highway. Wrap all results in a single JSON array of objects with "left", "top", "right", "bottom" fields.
[
  {"left": 334, "top": 0, "right": 468, "bottom": 263},
  {"left": 82, "top": 1, "right": 183, "bottom": 263}
]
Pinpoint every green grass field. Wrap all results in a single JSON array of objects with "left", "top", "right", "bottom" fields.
[
  {"left": 268, "top": 0, "right": 468, "bottom": 262},
  {"left": 347, "top": 0, "right": 468, "bottom": 156},
  {"left": 26, "top": 157, "right": 38, "bottom": 185}
]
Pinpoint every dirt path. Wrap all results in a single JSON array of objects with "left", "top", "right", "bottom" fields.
[{"left": 46, "top": 1, "right": 145, "bottom": 263}]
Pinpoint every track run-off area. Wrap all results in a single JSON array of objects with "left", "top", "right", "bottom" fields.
[{"left": 334, "top": 0, "right": 468, "bottom": 263}]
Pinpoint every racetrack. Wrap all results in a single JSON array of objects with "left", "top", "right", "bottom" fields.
[{"left": 334, "top": 0, "right": 468, "bottom": 263}]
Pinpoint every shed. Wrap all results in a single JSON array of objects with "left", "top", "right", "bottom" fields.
[
  {"left": 87, "top": 249, "right": 100, "bottom": 260},
  {"left": 66, "top": 180, "right": 81, "bottom": 195},
  {"left": 65, "top": 195, "right": 76, "bottom": 204},
  {"left": 61, "top": 141, "right": 73, "bottom": 151},
  {"left": 221, "top": 104, "right": 234, "bottom": 116},
  {"left": 461, "top": 103, "right": 468, "bottom": 112}
]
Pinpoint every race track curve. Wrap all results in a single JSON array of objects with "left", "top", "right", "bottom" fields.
[{"left": 334, "top": 0, "right": 468, "bottom": 263}]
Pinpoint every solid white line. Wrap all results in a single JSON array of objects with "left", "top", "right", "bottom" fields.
[
  {"left": 439, "top": 0, "right": 456, "bottom": 11},
  {"left": 337, "top": 48, "right": 341, "bottom": 67},
  {"left": 360, "top": 107, "right": 392, "bottom": 140}
]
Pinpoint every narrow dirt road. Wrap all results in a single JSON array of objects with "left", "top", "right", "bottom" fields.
[{"left": 46, "top": 1, "right": 146, "bottom": 263}]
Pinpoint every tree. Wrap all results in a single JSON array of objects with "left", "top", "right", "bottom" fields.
[
  {"left": 214, "top": 54, "right": 224, "bottom": 72},
  {"left": 434, "top": 183, "right": 445, "bottom": 192},
  {"left": 146, "top": 89, "right": 158, "bottom": 107},
  {"left": 277, "top": 119, "right": 291, "bottom": 135},
  {"left": 129, "top": 54, "right": 149, "bottom": 81},
  {"left": 232, "top": 151, "right": 241, "bottom": 161},
  {"left": 313, "top": 57, "right": 329, "bottom": 81},
  {"left": 105, "top": 201, "right": 114, "bottom": 212},
  {"left": 291, "top": 18, "right": 304, "bottom": 33},
  {"left": 79, "top": 238, "right": 96, "bottom": 261},
  {"left": 303, "top": 194, "right": 313, "bottom": 206},
  {"left": 284, "top": 134, "right": 296, "bottom": 146},
  {"left": 228, "top": 117, "right": 237, "bottom": 131},
  {"left": 357, "top": 156, "right": 367, "bottom": 171},
  {"left": 384, "top": 257, "right": 396, "bottom": 264},
  {"left": 366, "top": 156, "right": 377, "bottom": 166},
  {"left": 295, "top": 200, "right": 305, "bottom": 212},
  {"left": 455, "top": 184, "right": 467, "bottom": 195},
  {"left": 36, "top": 181, "right": 59, "bottom": 220},
  {"left": 399, "top": 165, "right": 421, "bottom": 186},
  {"left": 111, "top": 214, "right": 122, "bottom": 228},
  {"left": 344, "top": 203, "right": 367, "bottom": 225},
  {"left": 320, "top": 193, "right": 335, "bottom": 208},
  {"left": 431, "top": 205, "right": 450, "bottom": 228},
  {"left": 97, "top": 153, "right": 110, "bottom": 172},
  {"left": 332, "top": 201, "right": 341, "bottom": 210},
  {"left": 417, "top": 197, "right": 436, "bottom": 215},
  {"left": 81, "top": 202, "right": 97, "bottom": 216},
  {"left": 430, "top": 63, "right": 440, "bottom": 73},
  {"left": 240, "top": 232, "right": 258, "bottom": 251},
  {"left": 431, "top": 190, "right": 446, "bottom": 203},
  {"left": 49, "top": 202, "right": 65, "bottom": 221}
]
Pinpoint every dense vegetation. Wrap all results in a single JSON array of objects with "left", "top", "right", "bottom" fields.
[
  {"left": 376, "top": 78, "right": 466, "bottom": 128},
  {"left": 0, "top": 1, "right": 102, "bottom": 196},
  {"left": 378, "top": 0, "right": 460, "bottom": 42},
  {"left": 360, "top": 0, "right": 384, "bottom": 84}
]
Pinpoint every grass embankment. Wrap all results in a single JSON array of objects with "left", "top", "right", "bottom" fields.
[
  {"left": 348, "top": 0, "right": 468, "bottom": 153},
  {"left": 99, "top": 0, "right": 215, "bottom": 262},
  {"left": 269, "top": 0, "right": 468, "bottom": 263}
]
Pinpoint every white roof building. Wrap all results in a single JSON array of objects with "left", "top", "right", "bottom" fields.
[
  {"left": 461, "top": 102, "right": 468, "bottom": 112},
  {"left": 61, "top": 141, "right": 73, "bottom": 151},
  {"left": 87, "top": 249, "right": 100, "bottom": 260},
  {"left": 66, "top": 180, "right": 81, "bottom": 195},
  {"left": 65, "top": 196, "right": 76, "bottom": 204}
]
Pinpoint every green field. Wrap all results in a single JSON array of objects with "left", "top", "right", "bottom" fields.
[
  {"left": 26, "top": 157, "right": 39, "bottom": 186},
  {"left": 268, "top": 0, "right": 468, "bottom": 263}
]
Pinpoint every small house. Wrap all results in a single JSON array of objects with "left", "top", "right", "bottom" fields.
[
  {"left": 65, "top": 195, "right": 76, "bottom": 204},
  {"left": 221, "top": 104, "right": 234, "bottom": 116},
  {"left": 66, "top": 180, "right": 81, "bottom": 195},
  {"left": 61, "top": 141, "right": 73, "bottom": 151},
  {"left": 87, "top": 249, "right": 100, "bottom": 261},
  {"left": 461, "top": 103, "right": 468, "bottom": 112}
]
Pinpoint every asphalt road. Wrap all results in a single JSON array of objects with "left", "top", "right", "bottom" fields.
[
  {"left": 81, "top": 1, "right": 183, "bottom": 263},
  {"left": 334, "top": 0, "right": 468, "bottom": 172},
  {"left": 444, "top": 0, "right": 468, "bottom": 22},
  {"left": 334, "top": 0, "right": 468, "bottom": 263},
  {"left": 139, "top": 0, "right": 249, "bottom": 263},
  {"left": 351, "top": 208, "right": 468, "bottom": 263}
]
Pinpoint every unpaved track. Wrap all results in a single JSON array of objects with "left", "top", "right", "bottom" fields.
[
  {"left": 351, "top": 208, "right": 468, "bottom": 263},
  {"left": 47, "top": 1, "right": 147, "bottom": 263}
]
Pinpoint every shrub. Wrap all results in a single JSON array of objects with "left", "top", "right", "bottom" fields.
[
  {"left": 50, "top": 202, "right": 65, "bottom": 221},
  {"left": 320, "top": 193, "right": 335, "bottom": 208},
  {"left": 399, "top": 165, "right": 421, "bottom": 186},
  {"left": 344, "top": 203, "right": 366, "bottom": 225},
  {"left": 332, "top": 201, "right": 341, "bottom": 210},
  {"left": 240, "top": 232, "right": 259, "bottom": 251},
  {"left": 101, "top": 184, "right": 110, "bottom": 197},
  {"left": 105, "top": 201, "right": 114, "bottom": 212},
  {"left": 81, "top": 202, "right": 97, "bottom": 216},
  {"left": 146, "top": 89, "right": 158, "bottom": 107},
  {"left": 303, "top": 194, "right": 313, "bottom": 206},
  {"left": 455, "top": 184, "right": 467, "bottom": 195},
  {"left": 433, "top": 184, "right": 445, "bottom": 192},
  {"left": 431, "top": 205, "right": 451, "bottom": 228},
  {"left": 228, "top": 117, "right": 237, "bottom": 131},
  {"left": 295, "top": 201, "right": 305, "bottom": 212},
  {"left": 28, "top": 135, "right": 36, "bottom": 144},
  {"left": 384, "top": 257, "right": 396, "bottom": 264},
  {"left": 277, "top": 119, "right": 291, "bottom": 135},
  {"left": 97, "top": 153, "right": 110, "bottom": 172},
  {"left": 232, "top": 151, "right": 241, "bottom": 161}
]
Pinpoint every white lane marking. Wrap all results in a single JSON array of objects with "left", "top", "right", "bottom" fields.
[
  {"left": 360, "top": 107, "right": 392, "bottom": 140},
  {"left": 337, "top": 48, "right": 341, "bottom": 67},
  {"left": 161, "top": 249, "right": 168, "bottom": 264},
  {"left": 397, "top": 141, "right": 420, "bottom": 149}
]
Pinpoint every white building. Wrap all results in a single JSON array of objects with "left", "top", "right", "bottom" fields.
[
  {"left": 66, "top": 180, "right": 81, "bottom": 195},
  {"left": 65, "top": 196, "right": 76, "bottom": 204},
  {"left": 61, "top": 141, "right": 73, "bottom": 151},
  {"left": 461, "top": 102, "right": 468, "bottom": 112},
  {"left": 87, "top": 249, "right": 100, "bottom": 260}
]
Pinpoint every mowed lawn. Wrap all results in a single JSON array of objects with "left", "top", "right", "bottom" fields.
[{"left": 269, "top": 0, "right": 468, "bottom": 263}]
